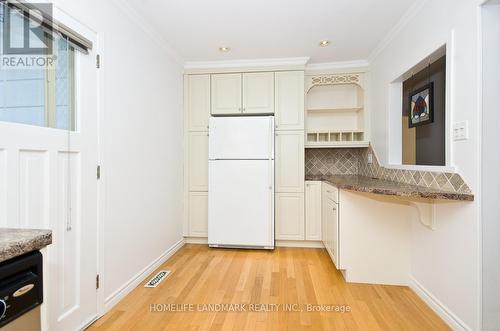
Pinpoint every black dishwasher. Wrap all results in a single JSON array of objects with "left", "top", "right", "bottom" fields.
[{"left": 0, "top": 251, "right": 43, "bottom": 329}]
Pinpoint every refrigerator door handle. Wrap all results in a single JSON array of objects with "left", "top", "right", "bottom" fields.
[{"left": 269, "top": 117, "right": 275, "bottom": 160}]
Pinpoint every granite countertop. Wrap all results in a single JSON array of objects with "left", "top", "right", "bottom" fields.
[
  {"left": 0, "top": 228, "right": 52, "bottom": 263},
  {"left": 306, "top": 175, "right": 474, "bottom": 202}
]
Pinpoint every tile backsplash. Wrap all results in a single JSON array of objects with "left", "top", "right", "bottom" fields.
[
  {"left": 305, "top": 145, "right": 472, "bottom": 194},
  {"left": 305, "top": 148, "right": 360, "bottom": 176}
]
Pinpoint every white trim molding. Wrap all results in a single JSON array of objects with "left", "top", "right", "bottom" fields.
[
  {"left": 409, "top": 277, "right": 471, "bottom": 331},
  {"left": 103, "top": 238, "right": 185, "bottom": 313},
  {"left": 305, "top": 60, "right": 369, "bottom": 74},
  {"left": 183, "top": 57, "right": 310, "bottom": 74}
]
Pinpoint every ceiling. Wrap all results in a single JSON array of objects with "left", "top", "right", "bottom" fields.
[{"left": 128, "top": 0, "right": 419, "bottom": 64}]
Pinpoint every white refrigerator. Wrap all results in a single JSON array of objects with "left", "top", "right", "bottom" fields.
[{"left": 208, "top": 116, "right": 275, "bottom": 249}]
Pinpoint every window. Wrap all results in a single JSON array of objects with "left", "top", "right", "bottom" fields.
[
  {"left": 0, "top": 3, "right": 76, "bottom": 130},
  {"left": 401, "top": 55, "right": 446, "bottom": 166}
]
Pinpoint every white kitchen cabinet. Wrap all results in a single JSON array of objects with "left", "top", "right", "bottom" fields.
[
  {"left": 188, "top": 191, "right": 208, "bottom": 237},
  {"left": 211, "top": 72, "right": 275, "bottom": 115},
  {"left": 188, "top": 132, "right": 209, "bottom": 191},
  {"left": 242, "top": 72, "right": 274, "bottom": 114},
  {"left": 275, "top": 192, "right": 305, "bottom": 240},
  {"left": 322, "top": 182, "right": 339, "bottom": 268},
  {"left": 305, "top": 181, "right": 322, "bottom": 240},
  {"left": 275, "top": 71, "right": 305, "bottom": 130},
  {"left": 211, "top": 73, "right": 242, "bottom": 115},
  {"left": 275, "top": 131, "right": 304, "bottom": 192},
  {"left": 187, "top": 75, "right": 211, "bottom": 131}
]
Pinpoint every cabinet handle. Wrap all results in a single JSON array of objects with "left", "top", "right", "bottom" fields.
[
  {"left": 332, "top": 207, "right": 337, "bottom": 211},
  {"left": 327, "top": 190, "right": 332, "bottom": 193},
  {"left": 242, "top": 108, "right": 245, "bottom": 112}
]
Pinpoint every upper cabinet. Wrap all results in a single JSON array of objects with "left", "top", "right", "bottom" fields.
[
  {"left": 211, "top": 73, "right": 242, "bottom": 115},
  {"left": 186, "top": 75, "right": 211, "bottom": 131},
  {"left": 211, "top": 73, "right": 274, "bottom": 115},
  {"left": 242, "top": 72, "right": 275, "bottom": 114},
  {"left": 275, "top": 71, "right": 305, "bottom": 130}
]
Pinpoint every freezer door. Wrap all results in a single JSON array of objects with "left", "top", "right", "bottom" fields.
[
  {"left": 209, "top": 116, "right": 274, "bottom": 160},
  {"left": 208, "top": 160, "right": 274, "bottom": 248}
]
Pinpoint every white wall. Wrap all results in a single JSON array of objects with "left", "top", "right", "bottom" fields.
[
  {"left": 481, "top": 2, "right": 500, "bottom": 330},
  {"left": 55, "top": 0, "right": 184, "bottom": 311},
  {"left": 368, "top": 0, "right": 482, "bottom": 329}
]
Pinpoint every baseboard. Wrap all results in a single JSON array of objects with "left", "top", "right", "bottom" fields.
[
  {"left": 276, "top": 240, "right": 324, "bottom": 248},
  {"left": 103, "top": 238, "right": 185, "bottom": 313},
  {"left": 409, "top": 277, "right": 471, "bottom": 331},
  {"left": 185, "top": 236, "right": 208, "bottom": 244},
  {"left": 184, "top": 237, "right": 324, "bottom": 249}
]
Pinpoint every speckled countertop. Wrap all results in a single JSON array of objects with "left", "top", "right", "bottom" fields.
[
  {"left": 0, "top": 228, "right": 52, "bottom": 263},
  {"left": 306, "top": 175, "right": 474, "bottom": 202}
]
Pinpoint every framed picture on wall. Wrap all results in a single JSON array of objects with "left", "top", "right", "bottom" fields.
[{"left": 409, "top": 82, "right": 434, "bottom": 128}]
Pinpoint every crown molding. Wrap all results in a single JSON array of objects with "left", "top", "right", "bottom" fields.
[
  {"left": 111, "top": 0, "right": 184, "bottom": 65},
  {"left": 368, "top": 0, "right": 430, "bottom": 64},
  {"left": 305, "top": 60, "right": 370, "bottom": 74},
  {"left": 183, "top": 57, "right": 310, "bottom": 74}
]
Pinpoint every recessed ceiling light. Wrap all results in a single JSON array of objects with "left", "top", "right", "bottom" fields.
[
  {"left": 319, "top": 40, "right": 330, "bottom": 47},
  {"left": 219, "top": 47, "right": 230, "bottom": 52}
]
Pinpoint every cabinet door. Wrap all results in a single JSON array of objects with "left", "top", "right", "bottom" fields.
[
  {"left": 188, "top": 132, "right": 208, "bottom": 191},
  {"left": 187, "top": 75, "right": 211, "bottom": 131},
  {"left": 188, "top": 192, "right": 208, "bottom": 237},
  {"left": 211, "top": 73, "right": 242, "bottom": 115},
  {"left": 305, "top": 181, "right": 322, "bottom": 240},
  {"left": 275, "top": 131, "right": 304, "bottom": 192},
  {"left": 275, "top": 193, "right": 305, "bottom": 240},
  {"left": 275, "top": 71, "right": 304, "bottom": 130},
  {"left": 242, "top": 72, "right": 274, "bottom": 114}
]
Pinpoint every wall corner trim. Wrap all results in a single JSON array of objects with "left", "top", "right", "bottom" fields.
[
  {"left": 103, "top": 238, "right": 186, "bottom": 313},
  {"left": 409, "top": 277, "right": 471, "bottom": 331}
]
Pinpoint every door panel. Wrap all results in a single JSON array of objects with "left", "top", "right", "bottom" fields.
[
  {"left": 275, "top": 193, "right": 305, "bottom": 240},
  {"left": 189, "top": 132, "right": 209, "bottom": 191},
  {"left": 275, "top": 131, "right": 304, "bottom": 192},
  {"left": 208, "top": 160, "right": 274, "bottom": 247},
  {"left": 187, "top": 75, "right": 211, "bottom": 131},
  {"left": 211, "top": 73, "right": 242, "bottom": 115},
  {"left": 275, "top": 71, "right": 304, "bottom": 130},
  {"left": 242, "top": 72, "right": 274, "bottom": 114},
  {"left": 188, "top": 192, "right": 208, "bottom": 237},
  {"left": 305, "top": 181, "right": 322, "bottom": 240}
]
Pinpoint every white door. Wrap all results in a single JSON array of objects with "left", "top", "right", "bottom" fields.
[
  {"left": 188, "top": 132, "right": 209, "bottom": 191},
  {"left": 275, "top": 193, "right": 305, "bottom": 240},
  {"left": 208, "top": 160, "right": 274, "bottom": 247},
  {"left": 209, "top": 116, "right": 274, "bottom": 160},
  {"left": 275, "top": 71, "right": 304, "bottom": 130},
  {"left": 305, "top": 181, "right": 322, "bottom": 240},
  {"left": 211, "top": 73, "right": 242, "bottom": 115},
  {"left": 0, "top": 40, "right": 98, "bottom": 331},
  {"left": 275, "top": 131, "right": 304, "bottom": 192},
  {"left": 186, "top": 75, "right": 211, "bottom": 131},
  {"left": 242, "top": 72, "right": 274, "bottom": 114}
]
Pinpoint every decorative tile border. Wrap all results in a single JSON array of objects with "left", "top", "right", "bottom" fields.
[{"left": 305, "top": 145, "right": 472, "bottom": 194}]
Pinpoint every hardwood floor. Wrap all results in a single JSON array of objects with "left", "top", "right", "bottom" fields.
[{"left": 88, "top": 244, "right": 449, "bottom": 331}]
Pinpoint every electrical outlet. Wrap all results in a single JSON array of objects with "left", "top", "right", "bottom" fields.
[
  {"left": 453, "top": 121, "right": 469, "bottom": 141},
  {"left": 367, "top": 153, "right": 373, "bottom": 164}
]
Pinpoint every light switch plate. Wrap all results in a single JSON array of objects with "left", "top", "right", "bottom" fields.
[{"left": 453, "top": 121, "right": 469, "bottom": 141}]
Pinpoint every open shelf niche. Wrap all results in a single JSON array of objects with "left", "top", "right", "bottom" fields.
[{"left": 305, "top": 73, "right": 369, "bottom": 148}]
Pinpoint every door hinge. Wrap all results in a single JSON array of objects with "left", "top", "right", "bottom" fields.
[
  {"left": 96, "top": 54, "right": 101, "bottom": 69},
  {"left": 96, "top": 274, "right": 100, "bottom": 289},
  {"left": 97, "top": 165, "right": 101, "bottom": 179}
]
